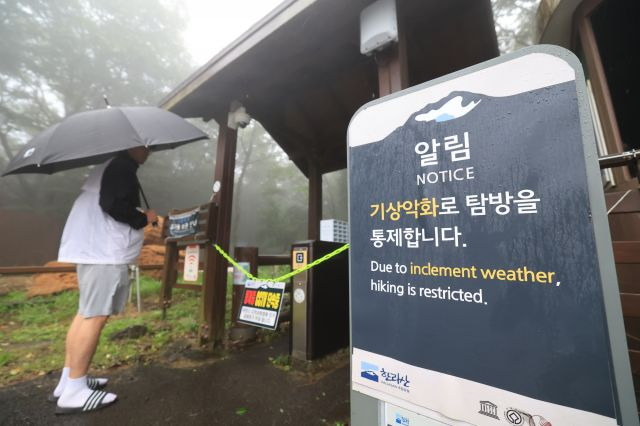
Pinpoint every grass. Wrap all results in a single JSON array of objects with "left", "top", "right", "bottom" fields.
[
  {"left": 0, "top": 264, "right": 293, "bottom": 387},
  {"left": 257, "top": 264, "right": 291, "bottom": 281},
  {"left": 0, "top": 274, "right": 208, "bottom": 386}
]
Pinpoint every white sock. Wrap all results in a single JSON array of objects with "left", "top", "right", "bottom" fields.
[
  {"left": 57, "top": 376, "right": 116, "bottom": 408},
  {"left": 53, "top": 367, "right": 108, "bottom": 397},
  {"left": 53, "top": 367, "right": 70, "bottom": 398}
]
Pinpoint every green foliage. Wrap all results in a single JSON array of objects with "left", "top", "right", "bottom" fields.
[
  {"left": 491, "top": 0, "right": 540, "bottom": 54},
  {"left": 0, "top": 352, "right": 15, "bottom": 367},
  {"left": 257, "top": 264, "right": 291, "bottom": 281},
  {"left": 269, "top": 353, "right": 291, "bottom": 371},
  {"left": 0, "top": 0, "right": 196, "bottom": 209},
  {"left": 230, "top": 121, "right": 308, "bottom": 254},
  {"left": 0, "top": 0, "right": 216, "bottom": 265},
  {"left": 0, "top": 0, "right": 351, "bottom": 266},
  {"left": 0, "top": 291, "right": 27, "bottom": 313},
  {"left": 0, "top": 274, "right": 205, "bottom": 385}
]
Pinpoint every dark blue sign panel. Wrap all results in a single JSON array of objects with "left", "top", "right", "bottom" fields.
[
  {"left": 168, "top": 209, "right": 199, "bottom": 238},
  {"left": 348, "top": 47, "right": 634, "bottom": 425}
]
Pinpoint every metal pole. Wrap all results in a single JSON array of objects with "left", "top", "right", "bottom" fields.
[
  {"left": 136, "top": 265, "right": 141, "bottom": 313},
  {"left": 599, "top": 149, "right": 639, "bottom": 169}
]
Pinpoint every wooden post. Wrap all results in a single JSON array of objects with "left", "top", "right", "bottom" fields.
[
  {"left": 160, "top": 241, "right": 178, "bottom": 319},
  {"left": 308, "top": 160, "right": 322, "bottom": 240},
  {"left": 376, "top": 32, "right": 408, "bottom": 96},
  {"left": 229, "top": 246, "right": 258, "bottom": 342},
  {"left": 201, "top": 115, "right": 237, "bottom": 347},
  {"left": 575, "top": 7, "right": 631, "bottom": 185}
]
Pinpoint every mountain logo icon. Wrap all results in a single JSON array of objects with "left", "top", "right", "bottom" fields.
[{"left": 415, "top": 95, "right": 480, "bottom": 124}]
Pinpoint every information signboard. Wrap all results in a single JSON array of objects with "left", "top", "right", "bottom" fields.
[
  {"left": 233, "top": 262, "right": 251, "bottom": 286},
  {"left": 348, "top": 46, "right": 636, "bottom": 425},
  {"left": 183, "top": 244, "right": 199, "bottom": 282},
  {"left": 238, "top": 280, "right": 285, "bottom": 330},
  {"left": 168, "top": 208, "right": 199, "bottom": 238}
]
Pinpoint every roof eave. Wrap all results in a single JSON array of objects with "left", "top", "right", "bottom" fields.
[{"left": 159, "top": 0, "right": 317, "bottom": 115}]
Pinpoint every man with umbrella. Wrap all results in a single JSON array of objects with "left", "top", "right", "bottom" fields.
[
  {"left": 2, "top": 105, "right": 208, "bottom": 414},
  {"left": 53, "top": 146, "right": 156, "bottom": 413}
]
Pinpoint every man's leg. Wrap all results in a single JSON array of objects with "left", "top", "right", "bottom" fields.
[
  {"left": 56, "top": 264, "right": 127, "bottom": 412},
  {"left": 57, "top": 315, "right": 117, "bottom": 410},
  {"left": 67, "top": 315, "right": 108, "bottom": 378},
  {"left": 65, "top": 314, "right": 83, "bottom": 365},
  {"left": 52, "top": 315, "right": 108, "bottom": 399}
]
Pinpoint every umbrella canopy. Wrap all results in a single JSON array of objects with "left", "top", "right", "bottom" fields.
[{"left": 2, "top": 106, "right": 209, "bottom": 176}]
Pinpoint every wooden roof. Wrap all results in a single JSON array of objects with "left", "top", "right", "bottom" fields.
[{"left": 160, "top": 0, "right": 498, "bottom": 176}]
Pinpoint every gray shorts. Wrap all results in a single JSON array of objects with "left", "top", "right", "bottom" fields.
[{"left": 77, "top": 264, "right": 131, "bottom": 317}]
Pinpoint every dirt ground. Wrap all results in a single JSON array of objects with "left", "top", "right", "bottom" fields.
[{"left": 0, "top": 335, "right": 351, "bottom": 426}]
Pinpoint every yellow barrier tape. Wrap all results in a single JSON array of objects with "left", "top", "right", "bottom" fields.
[{"left": 213, "top": 243, "right": 349, "bottom": 283}]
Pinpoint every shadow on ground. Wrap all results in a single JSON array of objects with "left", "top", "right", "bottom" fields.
[{"left": 0, "top": 335, "right": 350, "bottom": 425}]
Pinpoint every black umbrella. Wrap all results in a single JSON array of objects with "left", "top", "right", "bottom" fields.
[{"left": 2, "top": 106, "right": 208, "bottom": 176}]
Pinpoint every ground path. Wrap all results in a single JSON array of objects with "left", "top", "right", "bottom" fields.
[{"left": 0, "top": 335, "right": 350, "bottom": 425}]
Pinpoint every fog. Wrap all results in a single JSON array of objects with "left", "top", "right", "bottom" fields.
[
  {"left": 0, "top": 0, "right": 347, "bottom": 266},
  {"left": 0, "top": 0, "right": 535, "bottom": 266}
]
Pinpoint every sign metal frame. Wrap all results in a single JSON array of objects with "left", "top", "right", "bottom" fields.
[{"left": 347, "top": 45, "right": 637, "bottom": 426}]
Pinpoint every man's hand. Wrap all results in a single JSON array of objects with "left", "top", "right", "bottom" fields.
[{"left": 145, "top": 210, "right": 158, "bottom": 226}]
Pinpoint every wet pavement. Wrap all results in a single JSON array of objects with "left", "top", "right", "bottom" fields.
[{"left": 0, "top": 336, "right": 350, "bottom": 425}]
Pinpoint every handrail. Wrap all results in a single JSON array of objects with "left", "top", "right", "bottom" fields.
[
  {"left": 599, "top": 149, "right": 639, "bottom": 169},
  {"left": 258, "top": 254, "right": 290, "bottom": 266}
]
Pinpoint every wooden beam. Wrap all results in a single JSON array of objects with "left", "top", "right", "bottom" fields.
[
  {"left": 628, "top": 349, "right": 640, "bottom": 375},
  {"left": 575, "top": 7, "right": 631, "bottom": 184},
  {"left": 202, "top": 117, "right": 237, "bottom": 347},
  {"left": 613, "top": 241, "right": 640, "bottom": 264},
  {"left": 376, "top": 31, "right": 409, "bottom": 96},
  {"left": 605, "top": 190, "right": 640, "bottom": 214},
  {"left": 0, "top": 264, "right": 163, "bottom": 275},
  {"left": 258, "top": 255, "right": 290, "bottom": 266},
  {"left": 308, "top": 160, "right": 322, "bottom": 240},
  {"left": 621, "top": 293, "right": 640, "bottom": 319}
]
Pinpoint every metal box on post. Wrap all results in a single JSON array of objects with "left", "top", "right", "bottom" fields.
[{"left": 290, "top": 240, "right": 349, "bottom": 360}]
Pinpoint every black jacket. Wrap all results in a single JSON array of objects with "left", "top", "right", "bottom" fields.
[{"left": 99, "top": 152, "right": 148, "bottom": 230}]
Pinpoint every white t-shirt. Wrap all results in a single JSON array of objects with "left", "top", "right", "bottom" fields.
[{"left": 58, "top": 159, "right": 144, "bottom": 265}]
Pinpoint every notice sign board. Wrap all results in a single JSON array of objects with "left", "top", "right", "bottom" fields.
[
  {"left": 348, "top": 46, "right": 636, "bottom": 425},
  {"left": 168, "top": 208, "right": 199, "bottom": 238},
  {"left": 183, "top": 244, "right": 199, "bottom": 282},
  {"left": 238, "top": 280, "right": 285, "bottom": 330}
]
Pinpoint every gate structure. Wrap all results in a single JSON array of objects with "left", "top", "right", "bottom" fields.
[{"left": 161, "top": 202, "right": 219, "bottom": 343}]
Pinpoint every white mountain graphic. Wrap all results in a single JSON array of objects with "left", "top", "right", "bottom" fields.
[{"left": 414, "top": 95, "right": 481, "bottom": 124}]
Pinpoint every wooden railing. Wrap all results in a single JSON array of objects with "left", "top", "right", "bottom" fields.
[{"left": 0, "top": 264, "right": 163, "bottom": 275}]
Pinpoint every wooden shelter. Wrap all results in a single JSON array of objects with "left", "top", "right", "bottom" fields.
[
  {"left": 160, "top": 0, "right": 499, "bottom": 345},
  {"left": 537, "top": 0, "right": 640, "bottom": 402}
]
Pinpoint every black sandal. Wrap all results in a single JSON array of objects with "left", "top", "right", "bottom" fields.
[
  {"left": 55, "top": 389, "right": 117, "bottom": 415},
  {"left": 47, "top": 377, "right": 107, "bottom": 402}
]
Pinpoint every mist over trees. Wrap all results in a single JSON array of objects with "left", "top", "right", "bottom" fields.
[
  {"left": 0, "top": 0, "right": 347, "bottom": 265},
  {"left": 1, "top": 0, "right": 535, "bottom": 265},
  {"left": 491, "top": 0, "right": 540, "bottom": 54},
  {"left": 0, "top": 0, "right": 208, "bottom": 265}
]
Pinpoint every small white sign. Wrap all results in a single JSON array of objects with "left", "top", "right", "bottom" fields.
[
  {"left": 293, "top": 288, "right": 305, "bottom": 304},
  {"left": 183, "top": 244, "right": 199, "bottom": 282},
  {"left": 233, "top": 262, "right": 251, "bottom": 286}
]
